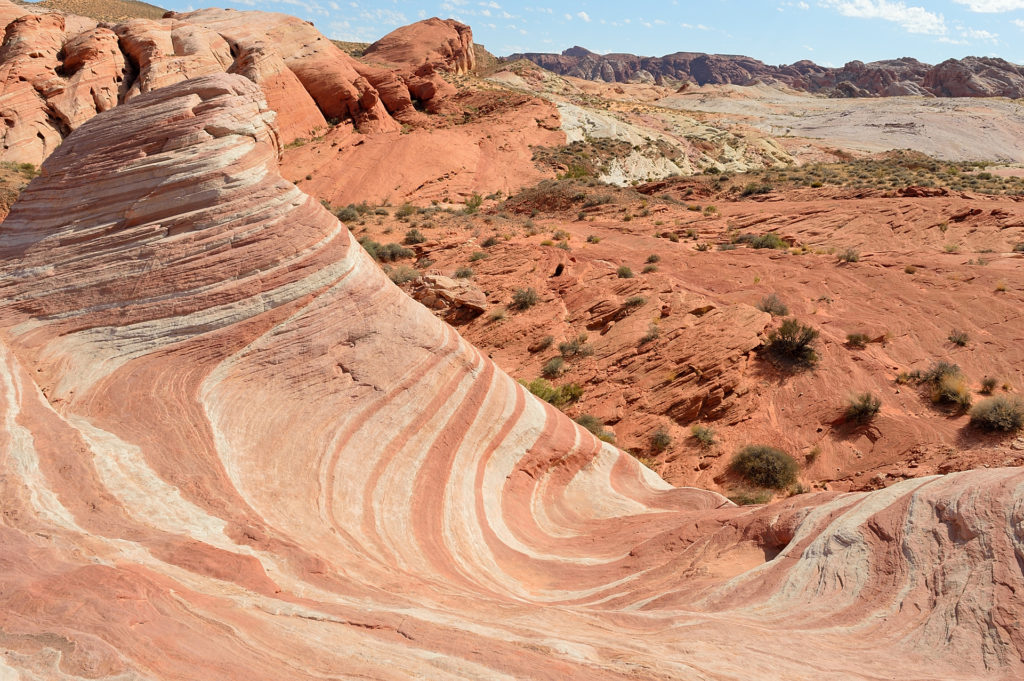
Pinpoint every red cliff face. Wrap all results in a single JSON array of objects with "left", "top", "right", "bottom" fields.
[{"left": 0, "top": 71, "right": 1022, "bottom": 681}]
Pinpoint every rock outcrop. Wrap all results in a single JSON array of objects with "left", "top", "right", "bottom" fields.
[
  {"left": 0, "top": 71, "right": 1023, "bottom": 681},
  {"left": 509, "top": 46, "right": 1024, "bottom": 99},
  {"left": 0, "top": 2, "right": 470, "bottom": 166},
  {"left": 365, "top": 17, "right": 475, "bottom": 74}
]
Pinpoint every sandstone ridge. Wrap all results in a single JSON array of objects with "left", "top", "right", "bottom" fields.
[
  {"left": 0, "top": 1, "right": 478, "bottom": 165},
  {"left": 0, "top": 72, "right": 1022, "bottom": 680},
  {"left": 509, "top": 45, "right": 1024, "bottom": 98}
]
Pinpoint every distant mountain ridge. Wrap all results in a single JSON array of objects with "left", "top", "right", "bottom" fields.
[{"left": 506, "top": 46, "right": 1024, "bottom": 98}]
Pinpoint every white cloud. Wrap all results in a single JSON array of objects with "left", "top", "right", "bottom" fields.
[
  {"left": 820, "top": 0, "right": 946, "bottom": 35},
  {"left": 577, "top": 11, "right": 590, "bottom": 21},
  {"left": 1014, "top": 18, "right": 1024, "bottom": 26},
  {"left": 954, "top": 0, "right": 1024, "bottom": 11}
]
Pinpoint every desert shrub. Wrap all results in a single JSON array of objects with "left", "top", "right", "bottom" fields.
[
  {"left": 489, "top": 308, "right": 506, "bottom": 322},
  {"left": 388, "top": 265, "right": 420, "bottom": 284},
  {"left": 481, "top": 235, "right": 500, "bottom": 248},
  {"left": 469, "top": 251, "right": 488, "bottom": 261},
  {"left": 739, "top": 233, "right": 787, "bottom": 250},
  {"left": 336, "top": 206, "right": 359, "bottom": 222},
  {"left": 624, "top": 295, "right": 646, "bottom": 308},
  {"left": 512, "top": 287, "right": 539, "bottom": 310},
  {"left": 378, "top": 243, "right": 414, "bottom": 262},
  {"left": 404, "top": 228, "right": 425, "bottom": 245},
  {"left": 981, "top": 376, "right": 998, "bottom": 394},
  {"left": 948, "top": 329, "right": 969, "bottom": 346},
  {"left": 757, "top": 293, "right": 788, "bottom": 317},
  {"left": 556, "top": 241, "right": 571, "bottom": 251},
  {"left": 846, "top": 333, "right": 870, "bottom": 348},
  {"left": 741, "top": 182, "right": 773, "bottom": 196},
  {"left": 558, "top": 333, "right": 594, "bottom": 357},
  {"left": 1013, "top": 241, "right": 1024, "bottom": 252},
  {"left": 552, "top": 229, "right": 570, "bottom": 241},
  {"left": 695, "top": 242, "right": 712, "bottom": 251},
  {"left": 524, "top": 379, "right": 583, "bottom": 408},
  {"left": 904, "top": 265, "right": 917, "bottom": 274},
  {"left": 923, "top": 361, "right": 960, "bottom": 384},
  {"left": 765, "top": 318, "right": 819, "bottom": 367},
  {"left": 532, "top": 335, "right": 554, "bottom": 352},
  {"left": 640, "top": 323, "right": 660, "bottom": 344},
  {"left": 730, "top": 445, "right": 799, "bottom": 489},
  {"left": 587, "top": 234, "right": 601, "bottom": 243},
  {"left": 650, "top": 428, "right": 672, "bottom": 452},
  {"left": 541, "top": 356, "right": 565, "bottom": 378},
  {"left": 617, "top": 265, "right": 634, "bottom": 279},
  {"left": 646, "top": 254, "right": 661, "bottom": 264},
  {"left": 575, "top": 414, "right": 615, "bottom": 442},
  {"left": 846, "top": 392, "right": 881, "bottom": 423},
  {"left": 464, "top": 193, "right": 483, "bottom": 214},
  {"left": 642, "top": 264, "right": 658, "bottom": 273},
  {"left": 837, "top": 248, "right": 860, "bottom": 263},
  {"left": 969, "top": 396, "right": 1024, "bottom": 431},
  {"left": 395, "top": 203, "right": 416, "bottom": 219},
  {"left": 454, "top": 267, "right": 473, "bottom": 278},
  {"left": 691, "top": 424, "right": 715, "bottom": 448},
  {"left": 927, "top": 364, "right": 972, "bottom": 409}
]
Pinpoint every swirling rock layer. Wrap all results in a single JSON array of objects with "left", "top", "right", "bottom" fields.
[{"left": 0, "top": 73, "right": 1023, "bottom": 680}]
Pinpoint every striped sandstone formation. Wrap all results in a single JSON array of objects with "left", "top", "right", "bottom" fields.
[{"left": 0, "top": 73, "right": 1022, "bottom": 680}]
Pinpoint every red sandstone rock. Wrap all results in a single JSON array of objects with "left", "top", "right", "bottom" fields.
[
  {"left": 0, "top": 73, "right": 1022, "bottom": 680},
  {"left": 365, "top": 17, "right": 475, "bottom": 75}
]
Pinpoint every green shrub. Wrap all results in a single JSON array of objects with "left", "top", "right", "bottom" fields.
[
  {"left": 640, "top": 323, "right": 660, "bottom": 345},
  {"left": 512, "top": 287, "right": 539, "bottom": 310},
  {"left": 837, "top": 248, "right": 860, "bottom": 263},
  {"left": 931, "top": 372, "right": 972, "bottom": 410},
  {"left": 624, "top": 295, "right": 646, "bottom": 308},
  {"left": 846, "top": 333, "right": 870, "bottom": 348},
  {"left": 739, "top": 233, "right": 787, "bottom": 249},
  {"left": 378, "top": 243, "right": 414, "bottom": 262},
  {"left": 646, "top": 254, "right": 661, "bottom": 264},
  {"left": 541, "top": 356, "right": 565, "bottom": 378},
  {"left": 691, "top": 424, "right": 715, "bottom": 448},
  {"left": 1013, "top": 241, "right": 1024, "bottom": 252},
  {"left": 558, "top": 333, "right": 593, "bottom": 357},
  {"left": 757, "top": 293, "right": 788, "bottom": 317},
  {"left": 741, "top": 182, "right": 773, "bottom": 196},
  {"left": 617, "top": 265, "right": 634, "bottom": 279},
  {"left": 731, "top": 445, "right": 799, "bottom": 489},
  {"left": 981, "top": 376, "right": 998, "bottom": 394},
  {"left": 469, "top": 251, "right": 488, "bottom": 262},
  {"left": 650, "top": 428, "right": 672, "bottom": 452},
  {"left": 587, "top": 235, "right": 601, "bottom": 243},
  {"left": 642, "top": 264, "right": 658, "bottom": 273},
  {"left": 481, "top": 235, "right": 500, "bottom": 248},
  {"left": 404, "top": 228, "right": 425, "bottom": 245},
  {"left": 388, "top": 265, "right": 420, "bottom": 284},
  {"left": 948, "top": 329, "right": 969, "bottom": 347},
  {"left": 464, "top": 193, "right": 483, "bottom": 214},
  {"left": 970, "top": 396, "right": 1024, "bottom": 431},
  {"left": 395, "top": 203, "right": 416, "bottom": 219},
  {"left": 575, "top": 414, "right": 615, "bottom": 442},
  {"left": 765, "top": 318, "right": 819, "bottom": 367},
  {"left": 846, "top": 392, "right": 881, "bottom": 422},
  {"left": 454, "top": 267, "right": 473, "bottom": 279},
  {"left": 532, "top": 335, "right": 554, "bottom": 352},
  {"left": 336, "top": 206, "right": 359, "bottom": 222}
]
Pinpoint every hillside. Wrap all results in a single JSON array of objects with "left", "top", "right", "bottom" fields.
[{"left": 508, "top": 45, "right": 1024, "bottom": 98}]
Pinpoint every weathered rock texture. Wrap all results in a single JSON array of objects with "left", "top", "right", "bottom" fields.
[
  {"left": 0, "top": 2, "right": 471, "bottom": 165},
  {"left": 510, "top": 46, "right": 1024, "bottom": 98},
  {"left": 0, "top": 72, "right": 1023, "bottom": 681}
]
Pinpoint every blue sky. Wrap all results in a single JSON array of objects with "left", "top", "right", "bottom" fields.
[{"left": 160, "top": 0, "right": 1024, "bottom": 65}]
